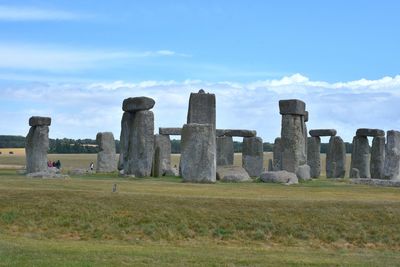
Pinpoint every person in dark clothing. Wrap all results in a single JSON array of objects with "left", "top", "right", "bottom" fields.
[{"left": 55, "top": 160, "right": 61, "bottom": 169}]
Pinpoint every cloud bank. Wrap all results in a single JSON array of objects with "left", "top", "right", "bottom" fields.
[
  {"left": 1, "top": 74, "right": 400, "bottom": 142},
  {"left": 0, "top": 5, "right": 86, "bottom": 21}
]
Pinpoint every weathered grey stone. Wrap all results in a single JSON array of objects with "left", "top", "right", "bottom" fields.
[
  {"left": 159, "top": 127, "right": 182, "bottom": 135},
  {"left": 350, "top": 168, "right": 360, "bottom": 178},
  {"left": 384, "top": 130, "right": 400, "bottom": 180},
  {"left": 268, "top": 159, "right": 273, "bottom": 171},
  {"left": 296, "top": 164, "right": 311, "bottom": 180},
  {"left": 122, "top": 97, "right": 155, "bottom": 112},
  {"left": 279, "top": 99, "right": 306, "bottom": 115},
  {"left": 307, "top": 136, "right": 321, "bottom": 178},
  {"left": 216, "top": 136, "right": 234, "bottom": 166},
  {"left": 187, "top": 91, "right": 216, "bottom": 129},
  {"left": 272, "top": 137, "right": 282, "bottom": 171},
  {"left": 309, "top": 129, "right": 337, "bottom": 137},
  {"left": 68, "top": 168, "right": 92, "bottom": 175},
  {"left": 29, "top": 116, "right": 51, "bottom": 127},
  {"left": 303, "top": 122, "right": 308, "bottom": 159},
  {"left": 124, "top": 110, "right": 154, "bottom": 177},
  {"left": 96, "top": 132, "right": 117, "bottom": 173},
  {"left": 26, "top": 171, "right": 69, "bottom": 179},
  {"left": 326, "top": 136, "right": 346, "bottom": 178},
  {"left": 304, "top": 111, "right": 309, "bottom": 122},
  {"left": 281, "top": 114, "right": 307, "bottom": 173},
  {"left": 151, "top": 134, "right": 171, "bottom": 177},
  {"left": 350, "top": 178, "right": 400, "bottom": 187},
  {"left": 118, "top": 112, "right": 133, "bottom": 170},
  {"left": 216, "top": 165, "right": 251, "bottom": 182},
  {"left": 165, "top": 166, "right": 179, "bottom": 176},
  {"left": 370, "top": 136, "right": 385, "bottom": 179},
  {"left": 180, "top": 123, "right": 216, "bottom": 183},
  {"left": 356, "top": 128, "right": 385, "bottom": 137},
  {"left": 260, "top": 171, "right": 298, "bottom": 185},
  {"left": 350, "top": 136, "right": 370, "bottom": 178},
  {"left": 25, "top": 125, "right": 49, "bottom": 173},
  {"left": 242, "top": 136, "right": 263, "bottom": 177},
  {"left": 216, "top": 129, "right": 256, "bottom": 137}
]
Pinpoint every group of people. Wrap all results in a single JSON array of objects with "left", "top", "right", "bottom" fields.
[{"left": 47, "top": 160, "right": 61, "bottom": 169}]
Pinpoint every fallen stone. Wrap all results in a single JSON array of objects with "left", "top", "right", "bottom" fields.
[
  {"left": 29, "top": 116, "right": 51, "bottom": 127},
  {"left": 122, "top": 96, "right": 155, "bottom": 112},
  {"left": 356, "top": 128, "right": 385, "bottom": 137},
  {"left": 165, "top": 166, "right": 179, "bottom": 176},
  {"left": 350, "top": 178, "right": 400, "bottom": 187},
  {"left": 27, "top": 171, "right": 69, "bottom": 179},
  {"left": 260, "top": 171, "right": 299, "bottom": 185},
  {"left": 279, "top": 99, "right": 306, "bottom": 115},
  {"left": 309, "top": 129, "right": 337, "bottom": 137},
  {"left": 350, "top": 168, "right": 360, "bottom": 178},
  {"left": 242, "top": 136, "right": 263, "bottom": 177},
  {"left": 370, "top": 136, "right": 385, "bottom": 179},
  {"left": 216, "top": 165, "right": 251, "bottom": 182},
  {"left": 307, "top": 136, "right": 321, "bottom": 178},
  {"left": 216, "top": 129, "right": 257, "bottom": 137},
  {"left": 158, "top": 127, "right": 182, "bottom": 135},
  {"left": 296, "top": 164, "right": 311, "bottom": 180},
  {"left": 384, "top": 130, "right": 400, "bottom": 180},
  {"left": 68, "top": 168, "right": 92, "bottom": 175}
]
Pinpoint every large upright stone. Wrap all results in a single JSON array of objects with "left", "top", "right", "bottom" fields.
[
  {"left": 122, "top": 97, "right": 155, "bottom": 112},
  {"left": 187, "top": 90, "right": 216, "bottom": 129},
  {"left": 152, "top": 134, "right": 171, "bottom": 177},
  {"left": 273, "top": 137, "right": 282, "bottom": 171},
  {"left": 370, "top": 136, "right": 385, "bottom": 179},
  {"left": 96, "top": 132, "right": 117, "bottom": 173},
  {"left": 384, "top": 130, "right": 400, "bottom": 180},
  {"left": 216, "top": 136, "right": 234, "bottom": 166},
  {"left": 307, "top": 136, "right": 321, "bottom": 178},
  {"left": 242, "top": 136, "right": 263, "bottom": 177},
  {"left": 326, "top": 136, "right": 346, "bottom": 178},
  {"left": 25, "top": 121, "right": 49, "bottom": 174},
  {"left": 124, "top": 110, "right": 154, "bottom": 177},
  {"left": 118, "top": 112, "right": 133, "bottom": 170},
  {"left": 180, "top": 123, "right": 216, "bottom": 183},
  {"left": 350, "top": 136, "right": 370, "bottom": 178}
]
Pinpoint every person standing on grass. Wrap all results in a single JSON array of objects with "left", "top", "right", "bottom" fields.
[
  {"left": 55, "top": 160, "right": 61, "bottom": 169},
  {"left": 90, "top": 162, "right": 94, "bottom": 171}
]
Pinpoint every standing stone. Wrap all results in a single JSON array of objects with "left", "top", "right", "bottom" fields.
[
  {"left": 370, "top": 136, "right": 385, "bottom": 179},
  {"left": 350, "top": 168, "right": 360, "bottom": 178},
  {"left": 152, "top": 134, "right": 171, "bottom": 177},
  {"left": 124, "top": 110, "right": 154, "bottom": 177},
  {"left": 350, "top": 136, "right": 370, "bottom": 178},
  {"left": 180, "top": 123, "right": 216, "bottom": 183},
  {"left": 96, "top": 132, "right": 117, "bottom": 173},
  {"left": 326, "top": 136, "right": 346, "bottom": 178},
  {"left": 25, "top": 117, "right": 50, "bottom": 173},
  {"left": 307, "top": 136, "right": 321, "bottom": 178},
  {"left": 216, "top": 136, "right": 234, "bottom": 166},
  {"left": 272, "top": 137, "right": 282, "bottom": 171},
  {"left": 384, "top": 130, "right": 400, "bottom": 180},
  {"left": 242, "top": 136, "right": 263, "bottom": 177},
  {"left": 187, "top": 90, "right": 216, "bottom": 129},
  {"left": 118, "top": 112, "right": 133, "bottom": 170}
]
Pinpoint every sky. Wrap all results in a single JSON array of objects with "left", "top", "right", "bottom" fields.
[{"left": 1, "top": 0, "right": 400, "bottom": 142}]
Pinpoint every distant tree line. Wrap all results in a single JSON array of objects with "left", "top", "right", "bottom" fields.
[{"left": 0, "top": 135, "right": 352, "bottom": 154}]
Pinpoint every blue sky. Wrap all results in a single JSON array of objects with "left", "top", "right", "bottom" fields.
[{"left": 1, "top": 1, "right": 400, "bottom": 142}]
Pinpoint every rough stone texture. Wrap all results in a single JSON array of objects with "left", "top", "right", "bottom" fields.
[
  {"left": 350, "top": 136, "right": 370, "bottom": 178},
  {"left": 296, "top": 164, "right": 311, "bottom": 180},
  {"left": 152, "top": 134, "right": 171, "bottom": 177},
  {"left": 216, "top": 165, "right": 251, "bottom": 182},
  {"left": 96, "top": 132, "right": 117, "bottom": 173},
  {"left": 122, "top": 97, "right": 155, "bottom": 112},
  {"left": 124, "top": 110, "right": 154, "bottom": 177},
  {"left": 159, "top": 127, "right": 182, "bottom": 136},
  {"left": 25, "top": 125, "right": 49, "bottom": 174},
  {"left": 216, "top": 129, "right": 256, "bottom": 137},
  {"left": 307, "top": 136, "right": 321, "bottom": 178},
  {"left": 304, "top": 111, "right": 309, "bottom": 122},
  {"left": 260, "top": 171, "right": 299, "bottom": 185},
  {"left": 356, "top": 128, "right": 385, "bottom": 137},
  {"left": 180, "top": 123, "right": 216, "bottom": 183},
  {"left": 272, "top": 137, "right": 282, "bottom": 171},
  {"left": 350, "top": 168, "right": 360, "bottom": 178},
  {"left": 27, "top": 171, "right": 69, "bottom": 179},
  {"left": 29, "top": 116, "right": 51, "bottom": 127},
  {"left": 281, "top": 114, "right": 307, "bottom": 173},
  {"left": 242, "top": 136, "right": 263, "bottom": 177},
  {"left": 309, "top": 129, "right": 337, "bottom": 137},
  {"left": 370, "top": 136, "right": 385, "bottom": 179},
  {"left": 187, "top": 90, "right": 216, "bottom": 129},
  {"left": 350, "top": 178, "right": 400, "bottom": 187},
  {"left": 118, "top": 112, "right": 133, "bottom": 170},
  {"left": 384, "top": 130, "right": 400, "bottom": 180},
  {"left": 279, "top": 99, "right": 306, "bottom": 115},
  {"left": 216, "top": 136, "right": 234, "bottom": 166},
  {"left": 326, "top": 136, "right": 346, "bottom": 178},
  {"left": 268, "top": 159, "right": 273, "bottom": 171},
  {"left": 165, "top": 166, "right": 179, "bottom": 176},
  {"left": 303, "top": 122, "right": 308, "bottom": 159}
]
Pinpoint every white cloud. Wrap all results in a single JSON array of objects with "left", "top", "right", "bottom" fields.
[
  {"left": 1, "top": 74, "right": 400, "bottom": 142},
  {"left": 0, "top": 5, "right": 86, "bottom": 21}
]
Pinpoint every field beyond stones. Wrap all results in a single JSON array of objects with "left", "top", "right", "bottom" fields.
[{"left": 0, "top": 154, "right": 399, "bottom": 266}]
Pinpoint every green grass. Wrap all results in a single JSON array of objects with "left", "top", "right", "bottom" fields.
[{"left": 1, "top": 168, "right": 400, "bottom": 266}]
